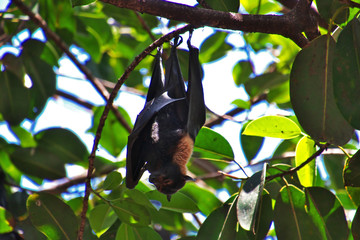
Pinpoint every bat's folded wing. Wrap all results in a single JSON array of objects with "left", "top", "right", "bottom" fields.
[{"left": 126, "top": 92, "right": 185, "bottom": 188}]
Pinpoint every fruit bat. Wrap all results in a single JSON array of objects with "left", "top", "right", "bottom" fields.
[{"left": 126, "top": 36, "right": 205, "bottom": 200}]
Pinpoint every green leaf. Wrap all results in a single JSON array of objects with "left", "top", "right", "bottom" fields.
[
  {"left": 8, "top": 190, "right": 29, "bottom": 219},
  {"left": 17, "top": 218, "right": 47, "bottom": 240},
  {"left": 290, "top": 35, "right": 354, "bottom": 145},
  {"left": 90, "top": 106, "right": 132, "bottom": 157},
  {"left": 112, "top": 199, "right": 151, "bottom": 226},
  {"left": 27, "top": 192, "right": 78, "bottom": 240},
  {"left": 345, "top": 186, "right": 360, "bottom": 206},
  {"left": 202, "top": 0, "right": 239, "bottom": 12},
  {"left": 197, "top": 197, "right": 248, "bottom": 240},
  {"left": 232, "top": 60, "right": 253, "bottom": 86},
  {"left": 344, "top": 150, "right": 360, "bottom": 187},
  {"left": 180, "top": 182, "right": 222, "bottom": 216},
  {"left": 199, "top": 31, "right": 232, "bottom": 63},
  {"left": 323, "top": 154, "right": 346, "bottom": 191},
  {"left": 11, "top": 128, "right": 88, "bottom": 180},
  {"left": 0, "top": 207, "right": 13, "bottom": 234},
  {"left": 242, "top": 0, "right": 281, "bottom": 14},
  {"left": 316, "top": 0, "right": 349, "bottom": 24},
  {"left": 242, "top": 116, "right": 301, "bottom": 139},
  {"left": 240, "top": 121, "right": 264, "bottom": 162},
  {"left": 352, "top": 205, "right": 360, "bottom": 240},
  {"left": 89, "top": 204, "right": 117, "bottom": 235},
  {"left": 246, "top": 191, "right": 273, "bottom": 240},
  {"left": 295, "top": 136, "right": 316, "bottom": 187},
  {"left": 244, "top": 72, "right": 288, "bottom": 98},
  {"left": 10, "top": 126, "right": 37, "bottom": 148},
  {"left": 145, "top": 191, "right": 199, "bottom": 213},
  {"left": 194, "top": 127, "right": 234, "bottom": 160},
  {"left": 305, "top": 187, "right": 349, "bottom": 240},
  {"left": 115, "top": 224, "right": 162, "bottom": 240},
  {"left": 333, "top": 18, "right": 360, "bottom": 130},
  {"left": 232, "top": 99, "right": 251, "bottom": 109},
  {"left": 103, "top": 171, "right": 122, "bottom": 190},
  {"left": 0, "top": 63, "right": 30, "bottom": 125},
  {"left": 274, "top": 185, "right": 321, "bottom": 239},
  {"left": 22, "top": 39, "right": 56, "bottom": 120},
  {"left": 237, "top": 164, "right": 267, "bottom": 231},
  {"left": 71, "top": 0, "right": 96, "bottom": 7},
  {"left": 0, "top": 150, "right": 22, "bottom": 184}
]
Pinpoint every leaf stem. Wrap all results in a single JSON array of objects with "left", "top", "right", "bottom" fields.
[{"left": 266, "top": 143, "right": 329, "bottom": 182}]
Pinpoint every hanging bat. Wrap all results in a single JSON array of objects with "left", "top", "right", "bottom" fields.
[{"left": 126, "top": 36, "right": 205, "bottom": 200}]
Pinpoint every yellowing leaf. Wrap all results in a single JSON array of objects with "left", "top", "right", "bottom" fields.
[
  {"left": 243, "top": 116, "right": 301, "bottom": 139},
  {"left": 295, "top": 136, "right": 316, "bottom": 187}
]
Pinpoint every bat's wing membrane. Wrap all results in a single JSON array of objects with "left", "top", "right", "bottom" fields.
[{"left": 186, "top": 42, "right": 206, "bottom": 140}]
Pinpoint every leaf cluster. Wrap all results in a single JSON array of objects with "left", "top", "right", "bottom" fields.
[{"left": 1, "top": 0, "right": 360, "bottom": 239}]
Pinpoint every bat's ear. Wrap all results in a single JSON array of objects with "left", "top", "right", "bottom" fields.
[
  {"left": 184, "top": 175, "right": 195, "bottom": 182},
  {"left": 167, "top": 194, "right": 172, "bottom": 202}
]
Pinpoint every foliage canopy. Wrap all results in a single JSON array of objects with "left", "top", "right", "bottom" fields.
[{"left": 1, "top": 0, "right": 360, "bottom": 239}]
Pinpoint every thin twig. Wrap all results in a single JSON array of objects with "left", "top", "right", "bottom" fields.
[
  {"left": 266, "top": 143, "right": 329, "bottom": 182},
  {"left": 78, "top": 24, "right": 193, "bottom": 240}
]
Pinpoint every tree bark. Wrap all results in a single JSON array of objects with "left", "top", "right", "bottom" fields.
[{"left": 101, "top": 0, "right": 315, "bottom": 47}]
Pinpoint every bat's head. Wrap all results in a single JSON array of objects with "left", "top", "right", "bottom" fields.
[{"left": 149, "top": 163, "right": 194, "bottom": 201}]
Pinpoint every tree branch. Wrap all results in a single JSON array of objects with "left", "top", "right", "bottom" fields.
[
  {"left": 101, "top": 0, "right": 313, "bottom": 47},
  {"left": 266, "top": 143, "right": 330, "bottom": 182}
]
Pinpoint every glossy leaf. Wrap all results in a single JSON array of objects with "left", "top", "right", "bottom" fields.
[
  {"left": 295, "top": 136, "right": 316, "bottom": 187},
  {"left": 115, "top": 224, "right": 162, "bottom": 240},
  {"left": 333, "top": 18, "right": 360, "bottom": 130},
  {"left": 21, "top": 39, "right": 56, "bottom": 120},
  {"left": 323, "top": 154, "right": 346, "bottom": 190},
  {"left": 90, "top": 106, "right": 132, "bottom": 157},
  {"left": 10, "top": 126, "right": 37, "bottom": 148},
  {"left": 103, "top": 171, "right": 122, "bottom": 190},
  {"left": 232, "top": 60, "right": 253, "bottom": 86},
  {"left": 290, "top": 35, "right": 354, "bottom": 145},
  {"left": 232, "top": 99, "right": 251, "bottom": 109},
  {"left": 197, "top": 197, "right": 248, "bottom": 240},
  {"left": 274, "top": 185, "right": 321, "bottom": 239},
  {"left": 242, "top": 0, "right": 281, "bottom": 14},
  {"left": 180, "top": 182, "right": 222, "bottom": 216},
  {"left": 89, "top": 204, "right": 117, "bottom": 235},
  {"left": 145, "top": 191, "right": 199, "bottom": 213},
  {"left": 244, "top": 72, "right": 288, "bottom": 98},
  {"left": 8, "top": 190, "right": 29, "bottom": 219},
  {"left": 345, "top": 186, "right": 360, "bottom": 206},
  {"left": 0, "top": 65, "right": 30, "bottom": 125},
  {"left": 194, "top": 127, "right": 234, "bottom": 161},
  {"left": 11, "top": 128, "right": 88, "bottom": 180},
  {"left": 199, "top": 31, "right": 232, "bottom": 63},
  {"left": 316, "top": 0, "right": 349, "bottom": 24},
  {"left": 352, "top": 205, "right": 360, "bottom": 240},
  {"left": 27, "top": 193, "right": 78, "bottom": 240},
  {"left": 246, "top": 191, "right": 273, "bottom": 240},
  {"left": 0, "top": 207, "right": 13, "bottom": 234},
  {"left": 237, "top": 164, "right": 267, "bottom": 231},
  {"left": 242, "top": 116, "right": 301, "bottom": 139},
  {"left": 305, "top": 187, "right": 349, "bottom": 240},
  {"left": 240, "top": 121, "right": 264, "bottom": 162},
  {"left": 112, "top": 199, "right": 151, "bottom": 226},
  {"left": 344, "top": 150, "right": 360, "bottom": 187},
  {"left": 71, "top": 0, "right": 96, "bottom": 7}
]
